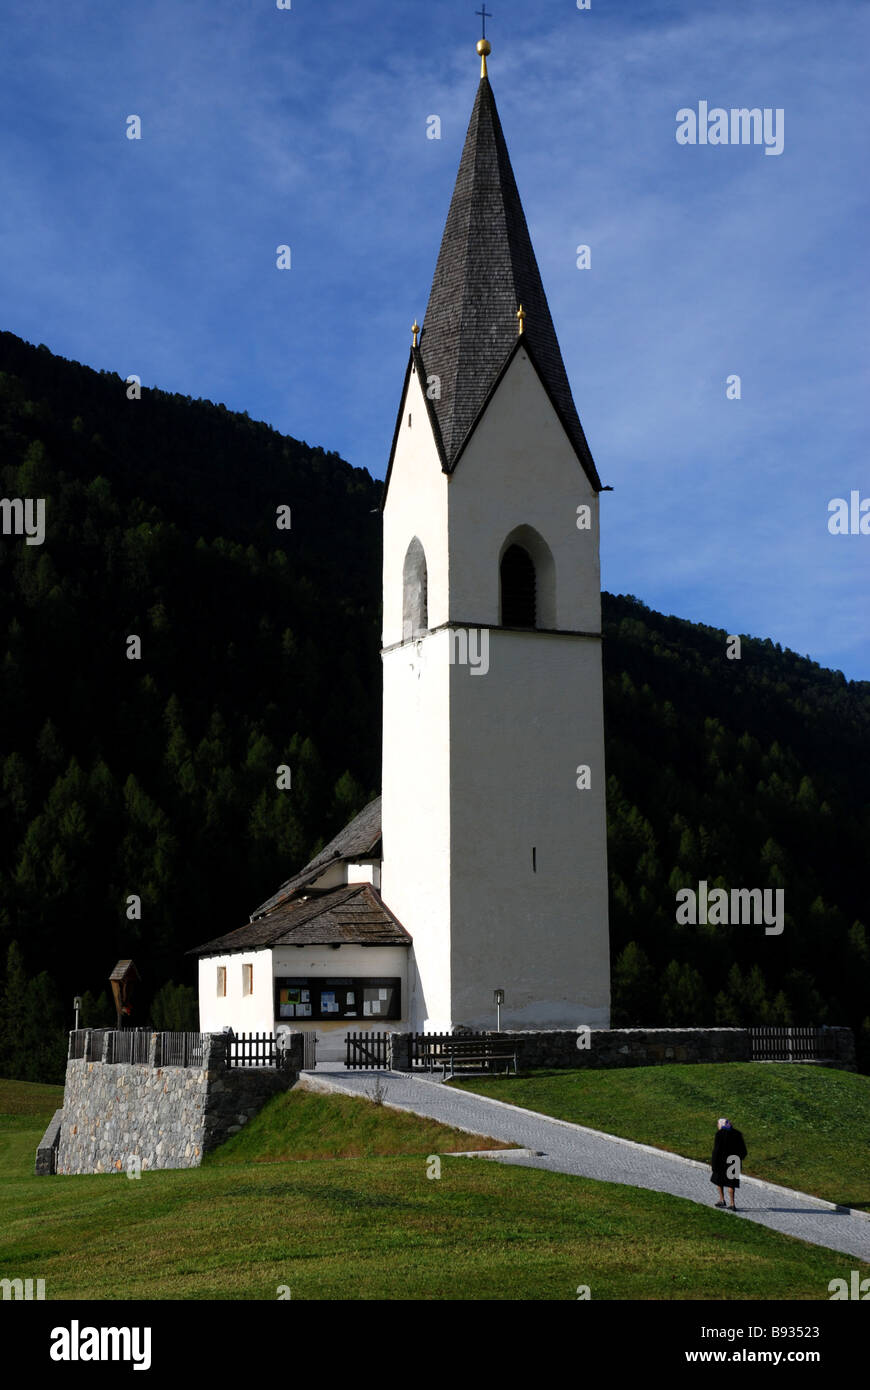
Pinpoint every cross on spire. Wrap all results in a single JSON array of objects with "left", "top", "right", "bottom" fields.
[{"left": 475, "top": 7, "right": 493, "bottom": 76}]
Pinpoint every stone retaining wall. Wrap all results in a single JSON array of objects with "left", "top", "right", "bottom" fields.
[
  {"left": 819, "top": 1026, "right": 857, "bottom": 1069},
  {"left": 500, "top": 1027, "right": 752, "bottom": 1069},
  {"left": 35, "top": 1109, "right": 63, "bottom": 1175},
  {"left": 388, "top": 1026, "right": 856, "bottom": 1071},
  {"left": 53, "top": 1033, "right": 302, "bottom": 1176}
]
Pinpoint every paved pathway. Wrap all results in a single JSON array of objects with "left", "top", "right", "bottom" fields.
[{"left": 302, "top": 1066, "right": 870, "bottom": 1262}]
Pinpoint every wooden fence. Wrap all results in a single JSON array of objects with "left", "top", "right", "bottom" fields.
[
  {"left": 227, "top": 1032, "right": 279, "bottom": 1068},
  {"left": 750, "top": 1026, "right": 828, "bottom": 1061},
  {"left": 67, "top": 1029, "right": 314, "bottom": 1070},
  {"left": 105, "top": 1029, "right": 152, "bottom": 1065},
  {"left": 410, "top": 1032, "right": 476, "bottom": 1070},
  {"left": 68, "top": 1029, "right": 110, "bottom": 1061},
  {"left": 67, "top": 1026, "right": 837, "bottom": 1072},
  {"left": 67, "top": 1029, "right": 205, "bottom": 1068},
  {"left": 345, "top": 1031, "right": 391, "bottom": 1069},
  {"left": 156, "top": 1031, "right": 205, "bottom": 1067}
]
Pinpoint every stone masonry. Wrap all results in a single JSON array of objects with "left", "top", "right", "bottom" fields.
[
  {"left": 388, "top": 1026, "right": 856, "bottom": 1072},
  {"left": 35, "top": 1108, "right": 63, "bottom": 1175},
  {"left": 53, "top": 1032, "right": 302, "bottom": 1176}
]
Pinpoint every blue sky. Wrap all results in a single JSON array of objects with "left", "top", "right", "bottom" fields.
[{"left": 1, "top": 0, "right": 868, "bottom": 678}]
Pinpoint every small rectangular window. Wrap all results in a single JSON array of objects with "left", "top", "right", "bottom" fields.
[
  {"left": 242, "top": 964, "right": 253, "bottom": 997},
  {"left": 217, "top": 966, "right": 226, "bottom": 998}
]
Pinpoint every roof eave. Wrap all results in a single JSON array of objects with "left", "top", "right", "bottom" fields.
[
  {"left": 187, "top": 882, "right": 411, "bottom": 957},
  {"left": 381, "top": 348, "right": 448, "bottom": 512},
  {"left": 413, "top": 344, "right": 449, "bottom": 473}
]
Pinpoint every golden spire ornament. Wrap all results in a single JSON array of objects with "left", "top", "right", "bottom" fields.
[
  {"left": 412, "top": 320, "right": 420, "bottom": 347},
  {"left": 476, "top": 6, "right": 492, "bottom": 77},
  {"left": 517, "top": 304, "right": 526, "bottom": 336}
]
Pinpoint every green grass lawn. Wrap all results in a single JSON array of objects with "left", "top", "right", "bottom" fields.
[
  {"left": 0, "top": 1079, "right": 64, "bottom": 1181},
  {"left": 206, "top": 1085, "right": 514, "bottom": 1162},
  {"left": 449, "top": 1063, "right": 870, "bottom": 1208},
  {"left": 0, "top": 1079, "right": 65, "bottom": 1115},
  {"left": 1, "top": 1075, "right": 866, "bottom": 1300}
]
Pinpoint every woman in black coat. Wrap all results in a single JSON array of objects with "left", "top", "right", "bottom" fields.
[{"left": 711, "top": 1117, "right": 747, "bottom": 1209}]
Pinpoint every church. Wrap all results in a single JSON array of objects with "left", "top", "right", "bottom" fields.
[{"left": 191, "top": 33, "right": 611, "bottom": 1059}]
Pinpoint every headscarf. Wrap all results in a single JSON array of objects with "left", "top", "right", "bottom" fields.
[{"left": 717, "top": 1117, "right": 732, "bottom": 1129}]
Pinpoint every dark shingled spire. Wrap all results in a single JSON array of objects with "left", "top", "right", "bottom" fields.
[{"left": 419, "top": 75, "right": 601, "bottom": 489}]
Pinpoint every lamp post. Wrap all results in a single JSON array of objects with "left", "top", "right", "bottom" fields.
[
  {"left": 73, "top": 996, "right": 81, "bottom": 1031},
  {"left": 493, "top": 989, "right": 504, "bottom": 1032}
]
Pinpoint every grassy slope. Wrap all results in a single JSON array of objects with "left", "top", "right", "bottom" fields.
[
  {"left": 2, "top": 1078, "right": 867, "bottom": 1300},
  {"left": 206, "top": 1086, "right": 514, "bottom": 1162},
  {"left": 0, "top": 1079, "right": 64, "bottom": 1182},
  {"left": 449, "top": 1064, "right": 870, "bottom": 1208},
  {"left": 0, "top": 1080, "right": 65, "bottom": 1115}
]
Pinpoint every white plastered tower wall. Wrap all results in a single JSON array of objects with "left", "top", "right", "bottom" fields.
[
  {"left": 381, "top": 360, "right": 453, "bottom": 1030},
  {"left": 447, "top": 347, "right": 610, "bottom": 1028},
  {"left": 381, "top": 349, "right": 610, "bottom": 1031}
]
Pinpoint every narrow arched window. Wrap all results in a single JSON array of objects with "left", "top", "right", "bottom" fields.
[
  {"left": 402, "top": 537, "right": 428, "bottom": 639},
  {"left": 501, "top": 544, "right": 536, "bottom": 627}
]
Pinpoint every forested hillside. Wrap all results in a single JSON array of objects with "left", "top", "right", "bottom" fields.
[
  {"left": 603, "top": 596, "right": 869, "bottom": 1049},
  {"left": 0, "top": 330, "right": 867, "bottom": 1079}
]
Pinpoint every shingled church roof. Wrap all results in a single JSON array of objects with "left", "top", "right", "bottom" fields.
[
  {"left": 249, "top": 795, "right": 382, "bottom": 920},
  {"left": 188, "top": 882, "right": 409, "bottom": 955},
  {"left": 187, "top": 799, "right": 389, "bottom": 956},
  {"left": 417, "top": 75, "right": 601, "bottom": 490}
]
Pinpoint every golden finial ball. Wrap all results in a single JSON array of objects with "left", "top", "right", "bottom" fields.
[{"left": 477, "top": 39, "right": 491, "bottom": 57}]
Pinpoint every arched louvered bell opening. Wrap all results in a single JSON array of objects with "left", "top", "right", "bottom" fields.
[
  {"left": 402, "top": 537, "right": 428, "bottom": 639},
  {"left": 500, "top": 544, "right": 536, "bottom": 627}
]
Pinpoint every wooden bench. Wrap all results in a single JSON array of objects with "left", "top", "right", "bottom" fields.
[{"left": 419, "top": 1040, "right": 518, "bottom": 1079}]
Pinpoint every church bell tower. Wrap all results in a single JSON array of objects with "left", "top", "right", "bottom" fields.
[{"left": 380, "top": 33, "right": 611, "bottom": 1032}]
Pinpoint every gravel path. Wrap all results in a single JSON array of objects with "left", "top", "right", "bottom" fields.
[{"left": 302, "top": 1066, "right": 870, "bottom": 1263}]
